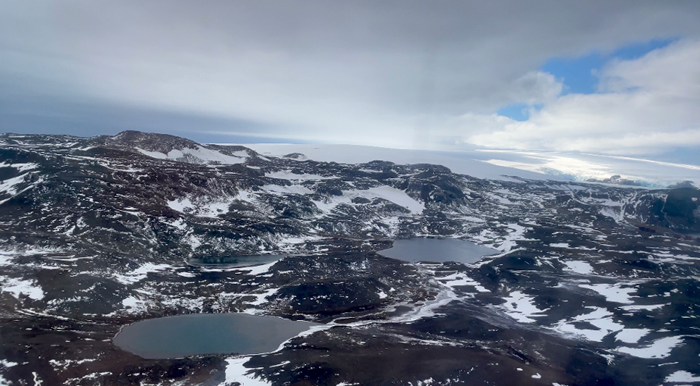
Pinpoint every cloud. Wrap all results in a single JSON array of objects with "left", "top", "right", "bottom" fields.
[
  {"left": 1, "top": 1, "right": 700, "bottom": 158},
  {"left": 467, "top": 39, "right": 700, "bottom": 155},
  {"left": 508, "top": 72, "right": 563, "bottom": 105}
]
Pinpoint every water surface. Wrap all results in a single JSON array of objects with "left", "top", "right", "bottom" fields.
[
  {"left": 113, "top": 313, "right": 316, "bottom": 359},
  {"left": 378, "top": 238, "right": 497, "bottom": 264}
]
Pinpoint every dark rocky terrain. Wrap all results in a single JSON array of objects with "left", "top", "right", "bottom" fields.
[{"left": 0, "top": 131, "right": 699, "bottom": 385}]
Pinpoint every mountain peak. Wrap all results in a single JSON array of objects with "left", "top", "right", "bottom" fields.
[{"left": 104, "top": 130, "right": 201, "bottom": 154}]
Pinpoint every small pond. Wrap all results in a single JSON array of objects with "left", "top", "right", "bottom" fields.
[
  {"left": 378, "top": 237, "right": 498, "bottom": 264},
  {"left": 113, "top": 313, "right": 317, "bottom": 359},
  {"left": 188, "top": 254, "right": 285, "bottom": 268}
]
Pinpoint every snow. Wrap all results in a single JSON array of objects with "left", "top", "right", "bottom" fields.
[
  {"left": 501, "top": 291, "right": 547, "bottom": 323},
  {"left": 32, "top": 372, "right": 42, "bottom": 386},
  {"left": 219, "top": 357, "right": 271, "bottom": 386},
  {"left": 553, "top": 307, "right": 624, "bottom": 342},
  {"left": 245, "top": 288, "right": 278, "bottom": 306},
  {"left": 135, "top": 148, "right": 167, "bottom": 159},
  {"left": 113, "top": 263, "right": 171, "bottom": 285},
  {"left": 615, "top": 328, "right": 650, "bottom": 344},
  {"left": 231, "top": 261, "right": 278, "bottom": 276},
  {"left": 261, "top": 184, "right": 314, "bottom": 195},
  {"left": 600, "top": 207, "right": 625, "bottom": 223},
  {"left": 198, "top": 201, "right": 234, "bottom": 217},
  {"left": 1, "top": 277, "right": 44, "bottom": 300},
  {"left": 312, "top": 186, "right": 424, "bottom": 214},
  {"left": 0, "top": 162, "right": 39, "bottom": 172},
  {"left": 266, "top": 171, "right": 333, "bottom": 180},
  {"left": 0, "top": 251, "right": 15, "bottom": 266},
  {"left": 616, "top": 336, "right": 683, "bottom": 359},
  {"left": 563, "top": 261, "right": 594, "bottom": 275},
  {"left": 170, "top": 218, "right": 188, "bottom": 230},
  {"left": 167, "top": 196, "right": 237, "bottom": 218},
  {"left": 0, "top": 175, "right": 26, "bottom": 195},
  {"left": 120, "top": 296, "right": 150, "bottom": 313},
  {"left": 619, "top": 304, "right": 667, "bottom": 312},
  {"left": 361, "top": 186, "right": 424, "bottom": 214},
  {"left": 578, "top": 283, "right": 635, "bottom": 304},
  {"left": 439, "top": 272, "right": 490, "bottom": 292},
  {"left": 665, "top": 371, "right": 700, "bottom": 383},
  {"left": 167, "top": 197, "right": 194, "bottom": 212},
  {"left": 136, "top": 146, "right": 247, "bottom": 165},
  {"left": 550, "top": 243, "right": 570, "bottom": 248},
  {"left": 0, "top": 360, "right": 18, "bottom": 368},
  {"left": 391, "top": 288, "right": 460, "bottom": 323},
  {"left": 497, "top": 224, "right": 528, "bottom": 252}
]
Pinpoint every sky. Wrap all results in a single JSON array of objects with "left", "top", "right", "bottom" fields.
[{"left": 1, "top": 1, "right": 700, "bottom": 164}]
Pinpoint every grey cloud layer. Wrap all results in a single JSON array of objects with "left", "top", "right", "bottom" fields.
[{"left": 1, "top": 1, "right": 700, "bottom": 155}]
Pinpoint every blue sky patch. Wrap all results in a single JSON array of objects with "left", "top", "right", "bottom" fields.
[
  {"left": 541, "top": 38, "right": 677, "bottom": 95},
  {"left": 497, "top": 38, "right": 677, "bottom": 121},
  {"left": 497, "top": 103, "right": 543, "bottom": 121}
]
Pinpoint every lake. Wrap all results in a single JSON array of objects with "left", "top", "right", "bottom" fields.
[
  {"left": 113, "top": 313, "right": 317, "bottom": 359},
  {"left": 378, "top": 238, "right": 497, "bottom": 264}
]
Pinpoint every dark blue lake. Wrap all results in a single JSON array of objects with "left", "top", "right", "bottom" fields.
[
  {"left": 113, "top": 313, "right": 317, "bottom": 359},
  {"left": 378, "top": 238, "right": 497, "bottom": 264}
]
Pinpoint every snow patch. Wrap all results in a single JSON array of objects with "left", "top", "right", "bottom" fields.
[
  {"left": 266, "top": 171, "right": 333, "bottom": 181},
  {"left": 497, "top": 224, "right": 528, "bottom": 252},
  {"left": 553, "top": 307, "right": 624, "bottom": 342},
  {"left": 619, "top": 304, "right": 667, "bottom": 312},
  {"left": 167, "top": 196, "right": 238, "bottom": 218},
  {"left": 0, "top": 162, "right": 39, "bottom": 172},
  {"left": 615, "top": 329, "right": 650, "bottom": 344},
  {"left": 167, "top": 197, "right": 194, "bottom": 212},
  {"left": 312, "top": 186, "right": 424, "bottom": 214},
  {"left": 231, "top": 261, "right": 278, "bottom": 276},
  {"left": 2, "top": 277, "right": 44, "bottom": 300},
  {"left": 137, "top": 146, "right": 247, "bottom": 165},
  {"left": 665, "top": 370, "right": 700, "bottom": 383},
  {"left": 579, "top": 283, "right": 635, "bottom": 304},
  {"left": 563, "top": 261, "right": 594, "bottom": 275},
  {"left": 245, "top": 288, "right": 279, "bottom": 307},
  {"left": 261, "top": 184, "right": 314, "bottom": 195},
  {"left": 113, "top": 263, "right": 171, "bottom": 285},
  {"left": 501, "top": 291, "right": 547, "bottom": 323},
  {"left": 0, "top": 175, "right": 27, "bottom": 195},
  {"left": 439, "top": 273, "right": 490, "bottom": 292},
  {"left": 220, "top": 357, "right": 271, "bottom": 386},
  {"left": 120, "top": 296, "right": 151, "bottom": 314},
  {"left": 616, "top": 336, "right": 683, "bottom": 359},
  {"left": 550, "top": 243, "right": 570, "bottom": 248},
  {"left": 0, "top": 359, "right": 18, "bottom": 368}
]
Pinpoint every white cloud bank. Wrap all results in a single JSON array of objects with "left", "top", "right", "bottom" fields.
[
  {"left": 466, "top": 39, "right": 700, "bottom": 155},
  {"left": 1, "top": 1, "right": 700, "bottom": 159}
]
